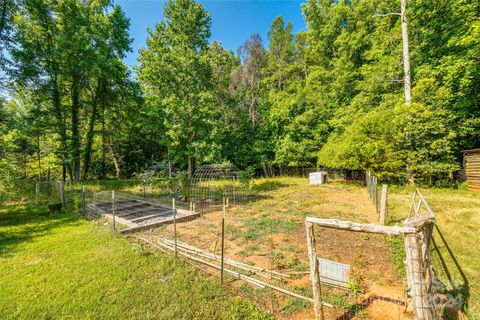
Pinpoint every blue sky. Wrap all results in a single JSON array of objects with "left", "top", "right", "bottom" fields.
[{"left": 115, "top": 0, "right": 307, "bottom": 67}]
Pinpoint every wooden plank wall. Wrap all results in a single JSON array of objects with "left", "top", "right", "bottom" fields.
[{"left": 465, "top": 150, "right": 480, "bottom": 192}]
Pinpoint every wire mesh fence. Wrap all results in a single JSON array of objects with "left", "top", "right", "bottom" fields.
[
  {"left": 307, "top": 222, "right": 409, "bottom": 319},
  {"left": 260, "top": 167, "right": 365, "bottom": 182},
  {"left": 134, "top": 197, "right": 316, "bottom": 319},
  {"left": 366, "top": 171, "right": 380, "bottom": 213},
  {"left": 116, "top": 191, "right": 412, "bottom": 319},
  {"left": 402, "top": 187, "right": 478, "bottom": 319},
  {"left": 87, "top": 191, "right": 196, "bottom": 233}
]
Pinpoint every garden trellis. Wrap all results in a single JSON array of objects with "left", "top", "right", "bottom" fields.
[{"left": 189, "top": 164, "right": 249, "bottom": 209}]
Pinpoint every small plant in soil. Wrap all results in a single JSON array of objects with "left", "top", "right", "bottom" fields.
[
  {"left": 348, "top": 271, "right": 364, "bottom": 295},
  {"left": 281, "top": 297, "right": 309, "bottom": 315}
]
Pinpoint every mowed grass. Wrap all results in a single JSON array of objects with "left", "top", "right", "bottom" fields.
[
  {"left": 388, "top": 185, "right": 480, "bottom": 319},
  {"left": 0, "top": 204, "right": 270, "bottom": 320}
]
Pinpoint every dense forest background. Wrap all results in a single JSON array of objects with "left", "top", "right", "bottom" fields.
[{"left": 0, "top": 0, "right": 479, "bottom": 189}]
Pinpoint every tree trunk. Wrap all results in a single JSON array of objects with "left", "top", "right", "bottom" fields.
[
  {"left": 71, "top": 78, "right": 81, "bottom": 182},
  {"left": 262, "top": 163, "right": 268, "bottom": 178},
  {"left": 83, "top": 79, "right": 103, "bottom": 181},
  {"left": 51, "top": 73, "right": 69, "bottom": 182},
  {"left": 108, "top": 137, "right": 121, "bottom": 178},
  {"left": 36, "top": 122, "right": 41, "bottom": 182},
  {"left": 400, "top": 0, "right": 412, "bottom": 105},
  {"left": 67, "top": 163, "right": 73, "bottom": 182},
  {"left": 187, "top": 157, "right": 195, "bottom": 183},
  {"left": 101, "top": 106, "right": 106, "bottom": 179},
  {"left": 0, "top": 0, "right": 8, "bottom": 41}
]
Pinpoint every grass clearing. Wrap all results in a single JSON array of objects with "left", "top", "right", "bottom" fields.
[
  {"left": 0, "top": 204, "right": 270, "bottom": 320},
  {"left": 5, "top": 177, "right": 480, "bottom": 318},
  {"left": 388, "top": 185, "right": 480, "bottom": 318}
]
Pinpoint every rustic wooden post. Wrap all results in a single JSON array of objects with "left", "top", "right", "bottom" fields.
[
  {"left": 415, "top": 198, "right": 423, "bottom": 215},
  {"left": 59, "top": 181, "right": 65, "bottom": 208},
  {"left": 112, "top": 191, "right": 116, "bottom": 231},
  {"left": 408, "top": 190, "right": 418, "bottom": 217},
  {"left": 379, "top": 184, "right": 388, "bottom": 225},
  {"left": 404, "top": 231, "right": 433, "bottom": 320},
  {"left": 173, "top": 198, "right": 177, "bottom": 257},
  {"left": 35, "top": 182, "right": 40, "bottom": 204},
  {"left": 365, "top": 171, "right": 372, "bottom": 197},
  {"left": 221, "top": 197, "right": 226, "bottom": 284},
  {"left": 305, "top": 221, "right": 325, "bottom": 320},
  {"left": 82, "top": 185, "right": 86, "bottom": 216}
]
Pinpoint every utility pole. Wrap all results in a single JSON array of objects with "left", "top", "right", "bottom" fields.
[{"left": 400, "top": 0, "right": 412, "bottom": 105}]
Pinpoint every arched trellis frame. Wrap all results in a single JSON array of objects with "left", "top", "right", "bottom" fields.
[{"left": 189, "top": 164, "right": 248, "bottom": 208}]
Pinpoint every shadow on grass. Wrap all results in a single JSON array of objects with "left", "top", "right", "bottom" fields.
[
  {"left": 430, "top": 225, "right": 470, "bottom": 315},
  {"left": 0, "top": 204, "right": 82, "bottom": 256}
]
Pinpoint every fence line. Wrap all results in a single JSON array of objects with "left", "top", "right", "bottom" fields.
[
  {"left": 366, "top": 171, "right": 388, "bottom": 225},
  {"left": 306, "top": 206, "right": 436, "bottom": 320},
  {"left": 366, "top": 171, "right": 379, "bottom": 212}
]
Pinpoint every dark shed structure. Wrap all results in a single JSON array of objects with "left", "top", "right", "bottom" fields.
[{"left": 464, "top": 149, "right": 480, "bottom": 192}]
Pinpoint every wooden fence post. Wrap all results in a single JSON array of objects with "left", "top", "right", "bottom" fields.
[
  {"left": 112, "top": 191, "right": 116, "bottom": 231},
  {"left": 82, "top": 185, "right": 86, "bottom": 216},
  {"left": 404, "top": 232, "right": 433, "bottom": 320},
  {"left": 59, "top": 181, "right": 65, "bottom": 208},
  {"left": 35, "top": 182, "right": 40, "bottom": 204},
  {"left": 305, "top": 221, "right": 325, "bottom": 320},
  {"left": 173, "top": 198, "right": 177, "bottom": 257},
  {"left": 379, "top": 184, "right": 388, "bottom": 225},
  {"left": 221, "top": 197, "right": 226, "bottom": 285}
]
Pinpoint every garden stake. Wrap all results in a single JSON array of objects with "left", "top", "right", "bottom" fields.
[
  {"left": 221, "top": 197, "right": 226, "bottom": 285},
  {"left": 112, "top": 190, "right": 116, "bottom": 231},
  {"left": 82, "top": 185, "right": 86, "bottom": 216},
  {"left": 173, "top": 198, "right": 177, "bottom": 257}
]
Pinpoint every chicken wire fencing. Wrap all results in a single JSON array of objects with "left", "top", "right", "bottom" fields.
[
  {"left": 188, "top": 164, "right": 253, "bottom": 211},
  {"left": 306, "top": 222, "right": 410, "bottom": 320},
  {"left": 131, "top": 195, "right": 407, "bottom": 319},
  {"left": 366, "top": 171, "right": 380, "bottom": 213},
  {"left": 31, "top": 180, "right": 91, "bottom": 215},
  {"left": 260, "top": 167, "right": 365, "bottom": 182},
  {"left": 408, "top": 188, "right": 475, "bottom": 317},
  {"left": 86, "top": 191, "right": 197, "bottom": 232}
]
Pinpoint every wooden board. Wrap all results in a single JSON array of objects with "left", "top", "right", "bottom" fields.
[{"left": 465, "top": 151, "right": 480, "bottom": 192}]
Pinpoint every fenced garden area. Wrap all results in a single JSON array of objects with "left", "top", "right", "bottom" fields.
[{"left": 1, "top": 169, "right": 480, "bottom": 319}]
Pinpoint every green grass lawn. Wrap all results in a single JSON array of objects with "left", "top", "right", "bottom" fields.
[
  {"left": 388, "top": 185, "right": 480, "bottom": 319},
  {"left": 0, "top": 204, "right": 270, "bottom": 320}
]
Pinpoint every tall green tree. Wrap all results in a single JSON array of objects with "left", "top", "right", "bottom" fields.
[
  {"left": 138, "top": 0, "right": 216, "bottom": 181},
  {"left": 0, "top": 0, "right": 17, "bottom": 81},
  {"left": 12, "top": 0, "right": 133, "bottom": 182}
]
